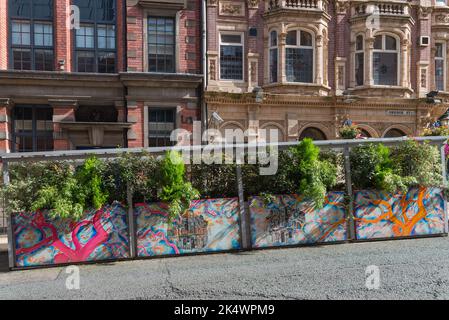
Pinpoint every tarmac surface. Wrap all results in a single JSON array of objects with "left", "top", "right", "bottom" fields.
[{"left": 0, "top": 236, "right": 448, "bottom": 299}]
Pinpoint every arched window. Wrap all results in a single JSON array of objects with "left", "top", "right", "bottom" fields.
[
  {"left": 285, "top": 30, "right": 313, "bottom": 83},
  {"left": 299, "top": 127, "right": 326, "bottom": 141},
  {"left": 355, "top": 35, "right": 364, "bottom": 86},
  {"left": 384, "top": 128, "right": 406, "bottom": 138},
  {"left": 358, "top": 129, "right": 371, "bottom": 138},
  {"left": 373, "top": 34, "right": 399, "bottom": 85},
  {"left": 269, "top": 30, "right": 278, "bottom": 83}
]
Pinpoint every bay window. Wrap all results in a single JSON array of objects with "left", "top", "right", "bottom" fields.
[
  {"left": 285, "top": 30, "right": 314, "bottom": 83},
  {"left": 373, "top": 34, "right": 399, "bottom": 86},
  {"left": 9, "top": 0, "right": 54, "bottom": 71},
  {"left": 74, "top": 0, "right": 116, "bottom": 73},
  {"left": 220, "top": 33, "right": 243, "bottom": 80}
]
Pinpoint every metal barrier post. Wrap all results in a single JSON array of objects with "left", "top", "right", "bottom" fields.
[
  {"left": 2, "top": 159, "right": 15, "bottom": 269},
  {"left": 440, "top": 143, "right": 449, "bottom": 233},
  {"left": 126, "top": 183, "right": 137, "bottom": 258},
  {"left": 343, "top": 146, "right": 356, "bottom": 241},
  {"left": 236, "top": 165, "right": 251, "bottom": 249}
]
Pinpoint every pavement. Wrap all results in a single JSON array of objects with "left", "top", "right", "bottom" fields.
[{"left": 0, "top": 236, "right": 449, "bottom": 300}]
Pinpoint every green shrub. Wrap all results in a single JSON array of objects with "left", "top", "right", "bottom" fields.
[
  {"left": 158, "top": 150, "right": 200, "bottom": 221},
  {"left": 350, "top": 141, "right": 444, "bottom": 193},
  {"left": 243, "top": 139, "right": 337, "bottom": 208}
]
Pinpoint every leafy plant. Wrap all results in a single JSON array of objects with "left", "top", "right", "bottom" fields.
[
  {"left": 158, "top": 150, "right": 200, "bottom": 221},
  {"left": 350, "top": 141, "right": 444, "bottom": 193},
  {"left": 422, "top": 125, "right": 449, "bottom": 137},
  {"left": 339, "top": 124, "right": 359, "bottom": 139},
  {"left": 30, "top": 156, "right": 109, "bottom": 220}
]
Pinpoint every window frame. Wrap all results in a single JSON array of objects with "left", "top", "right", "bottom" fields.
[
  {"left": 219, "top": 32, "right": 245, "bottom": 82},
  {"left": 435, "top": 41, "right": 446, "bottom": 92},
  {"left": 269, "top": 29, "right": 279, "bottom": 83},
  {"left": 354, "top": 34, "right": 365, "bottom": 87},
  {"left": 8, "top": 0, "right": 55, "bottom": 71},
  {"left": 372, "top": 33, "right": 400, "bottom": 86},
  {"left": 11, "top": 104, "right": 54, "bottom": 153},
  {"left": 148, "top": 107, "right": 177, "bottom": 147},
  {"left": 284, "top": 28, "right": 315, "bottom": 84},
  {"left": 73, "top": 0, "right": 117, "bottom": 74},
  {"left": 147, "top": 15, "right": 176, "bottom": 73}
]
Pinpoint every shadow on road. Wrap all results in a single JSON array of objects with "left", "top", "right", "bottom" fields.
[{"left": 0, "top": 252, "right": 9, "bottom": 273}]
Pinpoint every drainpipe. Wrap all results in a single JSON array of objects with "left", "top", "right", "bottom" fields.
[{"left": 201, "top": 0, "right": 208, "bottom": 141}]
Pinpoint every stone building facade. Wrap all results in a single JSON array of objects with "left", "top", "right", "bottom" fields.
[
  {"left": 0, "top": 0, "right": 202, "bottom": 152},
  {"left": 205, "top": 0, "right": 449, "bottom": 141}
]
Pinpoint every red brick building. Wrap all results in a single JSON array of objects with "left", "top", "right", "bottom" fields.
[
  {"left": 205, "top": 0, "right": 449, "bottom": 140},
  {"left": 0, "top": 0, "right": 203, "bottom": 152}
]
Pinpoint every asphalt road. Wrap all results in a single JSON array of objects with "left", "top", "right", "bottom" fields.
[{"left": 1, "top": 236, "right": 449, "bottom": 300}]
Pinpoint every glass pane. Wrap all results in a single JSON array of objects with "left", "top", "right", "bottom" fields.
[
  {"left": 300, "top": 31, "right": 312, "bottom": 47},
  {"left": 270, "top": 31, "right": 277, "bottom": 47},
  {"left": 374, "top": 35, "right": 382, "bottom": 50},
  {"left": 356, "top": 35, "right": 363, "bottom": 51},
  {"left": 147, "top": 17, "right": 175, "bottom": 73},
  {"left": 98, "top": 52, "right": 115, "bottom": 73},
  {"left": 221, "top": 34, "right": 241, "bottom": 44},
  {"left": 286, "top": 48, "right": 313, "bottom": 83},
  {"left": 13, "top": 48, "right": 32, "bottom": 70},
  {"left": 12, "top": 22, "right": 31, "bottom": 45},
  {"left": 286, "top": 30, "right": 297, "bottom": 46},
  {"left": 34, "top": 49, "right": 54, "bottom": 71},
  {"left": 74, "top": 0, "right": 95, "bottom": 20},
  {"left": 436, "top": 59, "right": 445, "bottom": 91},
  {"left": 373, "top": 52, "right": 398, "bottom": 85},
  {"left": 33, "top": 0, "right": 53, "bottom": 19},
  {"left": 436, "top": 43, "right": 444, "bottom": 58},
  {"left": 76, "top": 51, "right": 95, "bottom": 72},
  {"left": 220, "top": 45, "right": 243, "bottom": 80},
  {"left": 385, "top": 35, "right": 397, "bottom": 50},
  {"left": 355, "top": 52, "right": 364, "bottom": 86},
  {"left": 270, "top": 48, "right": 277, "bottom": 83},
  {"left": 97, "top": 0, "right": 115, "bottom": 22},
  {"left": 9, "top": 0, "right": 31, "bottom": 18}
]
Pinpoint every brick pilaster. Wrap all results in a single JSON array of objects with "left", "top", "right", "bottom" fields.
[
  {"left": 50, "top": 100, "right": 77, "bottom": 151},
  {"left": 127, "top": 101, "right": 144, "bottom": 148}
]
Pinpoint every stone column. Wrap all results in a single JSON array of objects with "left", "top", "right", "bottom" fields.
[
  {"left": 401, "top": 39, "right": 409, "bottom": 87},
  {"left": 366, "top": 37, "right": 374, "bottom": 85},
  {"left": 279, "top": 32, "right": 287, "bottom": 83},
  {"left": 49, "top": 99, "right": 77, "bottom": 150},
  {"left": 316, "top": 34, "right": 323, "bottom": 85}
]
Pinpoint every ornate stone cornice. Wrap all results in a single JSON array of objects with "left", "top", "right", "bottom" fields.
[{"left": 247, "top": 0, "right": 259, "bottom": 9}]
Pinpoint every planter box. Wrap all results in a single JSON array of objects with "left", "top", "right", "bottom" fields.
[
  {"left": 354, "top": 187, "right": 446, "bottom": 240},
  {"left": 12, "top": 202, "right": 130, "bottom": 267},
  {"left": 134, "top": 198, "right": 241, "bottom": 257},
  {"left": 249, "top": 192, "right": 347, "bottom": 248}
]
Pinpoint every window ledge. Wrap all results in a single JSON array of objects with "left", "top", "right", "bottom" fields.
[
  {"left": 349, "top": 85, "right": 414, "bottom": 98},
  {"left": 263, "top": 82, "right": 331, "bottom": 96}
]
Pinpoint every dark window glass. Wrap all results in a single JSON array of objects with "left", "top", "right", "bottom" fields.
[
  {"left": 148, "top": 108, "right": 176, "bottom": 147},
  {"left": 356, "top": 35, "right": 363, "bottom": 51},
  {"left": 374, "top": 35, "right": 382, "bottom": 49},
  {"left": 384, "top": 129, "right": 406, "bottom": 138},
  {"left": 76, "top": 51, "right": 95, "bottom": 72},
  {"left": 286, "top": 30, "right": 297, "bottom": 46},
  {"left": 9, "top": 1, "right": 53, "bottom": 70},
  {"left": 435, "top": 43, "right": 445, "bottom": 91},
  {"left": 286, "top": 48, "right": 313, "bottom": 83},
  {"left": 13, "top": 105, "right": 53, "bottom": 152},
  {"left": 9, "top": 0, "right": 31, "bottom": 18},
  {"left": 148, "top": 17, "right": 175, "bottom": 73},
  {"left": 220, "top": 45, "right": 243, "bottom": 80},
  {"left": 373, "top": 52, "right": 397, "bottom": 85},
  {"left": 12, "top": 48, "right": 32, "bottom": 70},
  {"left": 74, "top": 0, "right": 116, "bottom": 73},
  {"left": 355, "top": 52, "right": 364, "bottom": 86},
  {"left": 270, "top": 48, "right": 277, "bottom": 83}
]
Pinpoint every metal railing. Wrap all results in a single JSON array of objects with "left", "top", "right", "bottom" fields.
[{"left": 1, "top": 135, "right": 448, "bottom": 268}]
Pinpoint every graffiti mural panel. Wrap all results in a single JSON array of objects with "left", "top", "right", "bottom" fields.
[
  {"left": 135, "top": 198, "right": 241, "bottom": 256},
  {"left": 354, "top": 187, "right": 446, "bottom": 240},
  {"left": 249, "top": 192, "right": 347, "bottom": 248},
  {"left": 13, "top": 202, "right": 130, "bottom": 267}
]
